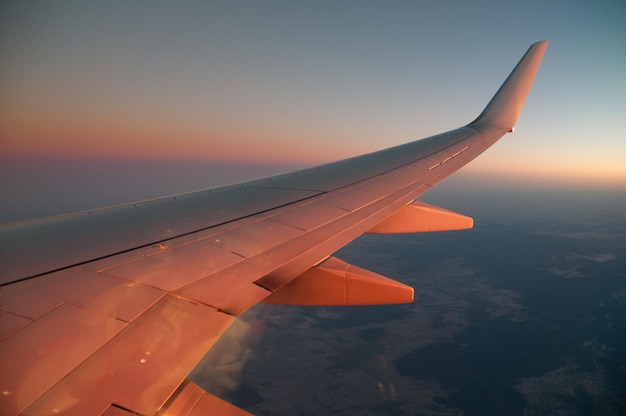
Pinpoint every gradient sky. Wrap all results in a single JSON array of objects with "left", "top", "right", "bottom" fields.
[{"left": 1, "top": 0, "right": 625, "bottom": 207}]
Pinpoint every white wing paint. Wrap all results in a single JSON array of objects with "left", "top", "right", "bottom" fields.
[{"left": 0, "top": 41, "right": 547, "bottom": 415}]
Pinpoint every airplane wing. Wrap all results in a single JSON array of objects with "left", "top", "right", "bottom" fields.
[{"left": 0, "top": 41, "right": 547, "bottom": 415}]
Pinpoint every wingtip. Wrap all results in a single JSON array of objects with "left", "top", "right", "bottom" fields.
[
  {"left": 469, "top": 40, "right": 548, "bottom": 130},
  {"left": 530, "top": 39, "right": 549, "bottom": 55}
]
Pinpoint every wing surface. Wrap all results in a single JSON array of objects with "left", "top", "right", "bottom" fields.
[{"left": 0, "top": 41, "right": 547, "bottom": 415}]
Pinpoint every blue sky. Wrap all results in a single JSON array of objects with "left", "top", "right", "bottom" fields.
[{"left": 1, "top": 1, "right": 625, "bottom": 219}]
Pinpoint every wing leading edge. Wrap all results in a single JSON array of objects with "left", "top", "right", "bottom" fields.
[{"left": 0, "top": 41, "right": 547, "bottom": 415}]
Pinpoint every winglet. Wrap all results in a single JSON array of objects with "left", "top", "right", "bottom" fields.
[{"left": 469, "top": 40, "right": 548, "bottom": 130}]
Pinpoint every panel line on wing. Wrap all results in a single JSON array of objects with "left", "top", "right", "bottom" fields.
[
  {"left": 0, "top": 192, "right": 326, "bottom": 287},
  {"left": 429, "top": 145, "right": 471, "bottom": 170},
  {"left": 21, "top": 295, "right": 236, "bottom": 416}
]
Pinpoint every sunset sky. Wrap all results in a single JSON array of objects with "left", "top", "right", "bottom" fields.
[{"left": 1, "top": 1, "right": 625, "bottom": 221}]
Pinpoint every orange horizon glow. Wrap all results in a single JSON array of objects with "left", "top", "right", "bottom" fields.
[
  {"left": 3, "top": 112, "right": 625, "bottom": 189},
  {"left": 2, "top": 146, "right": 625, "bottom": 191},
  {"left": 4, "top": 80, "right": 625, "bottom": 189},
  {"left": 0, "top": 112, "right": 372, "bottom": 165},
  {"left": 459, "top": 168, "right": 626, "bottom": 190},
  {"left": 2, "top": 111, "right": 625, "bottom": 189},
  {"left": 464, "top": 153, "right": 626, "bottom": 189}
]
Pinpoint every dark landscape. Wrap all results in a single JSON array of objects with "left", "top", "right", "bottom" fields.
[{"left": 193, "top": 188, "right": 626, "bottom": 415}]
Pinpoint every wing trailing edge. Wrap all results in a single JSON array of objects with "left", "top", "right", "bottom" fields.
[{"left": 160, "top": 380, "right": 252, "bottom": 416}]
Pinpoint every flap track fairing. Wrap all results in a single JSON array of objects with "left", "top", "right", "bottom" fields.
[
  {"left": 366, "top": 200, "right": 473, "bottom": 234},
  {"left": 262, "top": 257, "right": 414, "bottom": 306}
]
